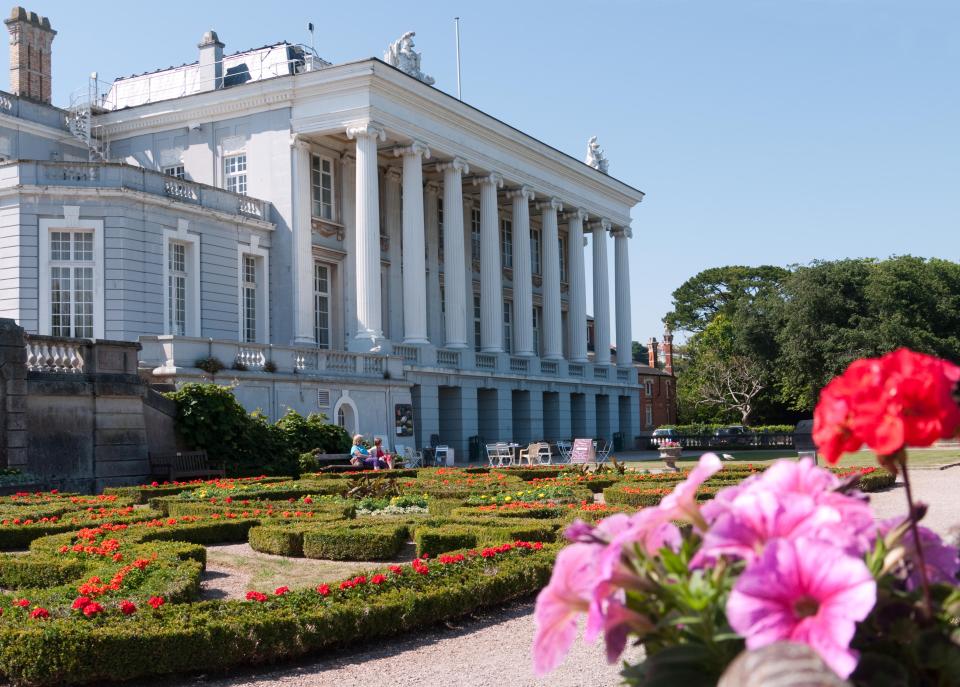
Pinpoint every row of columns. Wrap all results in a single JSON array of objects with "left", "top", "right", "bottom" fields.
[{"left": 298, "top": 123, "right": 633, "bottom": 367}]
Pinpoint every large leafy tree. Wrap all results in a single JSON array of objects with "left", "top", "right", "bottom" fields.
[{"left": 664, "top": 265, "right": 789, "bottom": 334}]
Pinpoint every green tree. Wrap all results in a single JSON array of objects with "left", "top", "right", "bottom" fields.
[
  {"left": 664, "top": 265, "right": 789, "bottom": 334},
  {"left": 632, "top": 340, "right": 648, "bottom": 363}
]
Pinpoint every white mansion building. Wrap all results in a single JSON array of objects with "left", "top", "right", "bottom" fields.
[{"left": 0, "top": 9, "right": 644, "bottom": 459}]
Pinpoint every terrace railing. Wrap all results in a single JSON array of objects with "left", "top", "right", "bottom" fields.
[{"left": 646, "top": 433, "right": 795, "bottom": 451}]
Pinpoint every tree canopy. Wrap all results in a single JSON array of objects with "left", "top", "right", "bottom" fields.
[{"left": 666, "top": 257, "right": 960, "bottom": 423}]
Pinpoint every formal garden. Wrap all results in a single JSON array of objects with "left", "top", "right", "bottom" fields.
[{"left": 0, "top": 349, "right": 953, "bottom": 685}]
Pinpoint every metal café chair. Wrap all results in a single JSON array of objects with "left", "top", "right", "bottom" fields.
[
  {"left": 403, "top": 445, "right": 423, "bottom": 468},
  {"left": 594, "top": 439, "right": 611, "bottom": 463},
  {"left": 555, "top": 440, "right": 572, "bottom": 464}
]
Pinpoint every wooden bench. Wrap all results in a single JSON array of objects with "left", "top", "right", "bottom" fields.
[{"left": 149, "top": 451, "right": 225, "bottom": 481}]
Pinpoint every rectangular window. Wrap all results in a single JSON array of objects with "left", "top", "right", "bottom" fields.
[
  {"left": 242, "top": 255, "right": 257, "bottom": 342},
  {"left": 503, "top": 299, "right": 512, "bottom": 354},
  {"left": 473, "top": 293, "right": 481, "bottom": 351},
  {"left": 501, "top": 218, "right": 513, "bottom": 269},
  {"left": 645, "top": 379, "right": 654, "bottom": 397},
  {"left": 470, "top": 208, "right": 481, "bottom": 262},
  {"left": 224, "top": 153, "right": 247, "bottom": 195},
  {"left": 163, "top": 165, "right": 185, "bottom": 179},
  {"left": 559, "top": 235, "right": 567, "bottom": 283},
  {"left": 645, "top": 404, "right": 653, "bottom": 429},
  {"left": 49, "top": 230, "right": 94, "bottom": 338},
  {"left": 311, "top": 154, "right": 335, "bottom": 220},
  {"left": 168, "top": 242, "right": 187, "bottom": 336},
  {"left": 532, "top": 306, "right": 541, "bottom": 356},
  {"left": 314, "top": 263, "right": 331, "bottom": 349},
  {"left": 530, "top": 228, "right": 541, "bottom": 275}
]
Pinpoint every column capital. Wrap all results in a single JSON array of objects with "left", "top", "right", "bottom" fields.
[
  {"left": 562, "top": 208, "right": 589, "bottom": 222},
  {"left": 472, "top": 172, "right": 504, "bottom": 188},
  {"left": 588, "top": 218, "right": 612, "bottom": 232},
  {"left": 506, "top": 185, "right": 536, "bottom": 202},
  {"left": 345, "top": 121, "right": 387, "bottom": 142},
  {"left": 610, "top": 224, "right": 633, "bottom": 239},
  {"left": 436, "top": 157, "right": 470, "bottom": 175},
  {"left": 384, "top": 166, "right": 403, "bottom": 183},
  {"left": 424, "top": 180, "right": 441, "bottom": 195},
  {"left": 535, "top": 197, "right": 563, "bottom": 213},
  {"left": 394, "top": 140, "right": 432, "bottom": 159},
  {"left": 290, "top": 134, "right": 311, "bottom": 152}
]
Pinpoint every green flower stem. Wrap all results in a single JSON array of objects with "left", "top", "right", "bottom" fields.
[{"left": 896, "top": 452, "right": 932, "bottom": 618}]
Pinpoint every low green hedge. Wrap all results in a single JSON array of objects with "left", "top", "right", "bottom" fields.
[
  {"left": 0, "top": 509, "right": 165, "bottom": 550},
  {"left": 305, "top": 469, "right": 420, "bottom": 480},
  {"left": 451, "top": 505, "right": 566, "bottom": 520},
  {"left": 248, "top": 525, "right": 305, "bottom": 557},
  {"left": 413, "top": 521, "right": 557, "bottom": 557},
  {"left": 0, "top": 544, "right": 554, "bottom": 686},
  {"left": 604, "top": 484, "right": 719, "bottom": 508},
  {"left": 103, "top": 477, "right": 291, "bottom": 504},
  {"left": 492, "top": 467, "right": 567, "bottom": 481},
  {"left": 303, "top": 524, "right": 408, "bottom": 560},
  {"left": 0, "top": 556, "right": 85, "bottom": 588}
]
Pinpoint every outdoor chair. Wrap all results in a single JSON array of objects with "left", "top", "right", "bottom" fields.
[
  {"left": 594, "top": 440, "right": 611, "bottom": 463},
  {"left": 485, "top": 443, "right": 502, "bottom": 467},
  {"left": 495, "top": 442, "right": 515, "bottom": 467},
  {"left": 555, "top": 440, "right": 572, "bottom": 464},
  {"left": 402, "top": 445, "right": 423, "bottom": 468},
  {"left": 533, "top": 443, "right": 553, "bottom": 465}
]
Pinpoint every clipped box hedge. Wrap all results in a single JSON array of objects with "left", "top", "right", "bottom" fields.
[{"left": 303, "top": 524, "right": 408, "bottom": 560}]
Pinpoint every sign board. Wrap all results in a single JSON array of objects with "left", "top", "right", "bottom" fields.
[
  {"left": 395, "top": 404, "right": 414, "bottom": 437},
  {"left": 569, "top": 438, "right": 595, "bottom": 464}
]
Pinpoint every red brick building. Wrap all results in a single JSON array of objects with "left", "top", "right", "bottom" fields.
[{"left": 636, "top": 332, "right": 678, "bottom": 431}]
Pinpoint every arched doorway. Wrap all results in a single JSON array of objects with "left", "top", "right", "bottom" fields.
[{"left": 333, "top": 394, "right": 358, "bottom": 437}]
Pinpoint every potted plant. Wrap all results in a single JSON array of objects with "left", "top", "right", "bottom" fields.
[{"left": 658, "top": 440, "right": 682, "bottom": 459}]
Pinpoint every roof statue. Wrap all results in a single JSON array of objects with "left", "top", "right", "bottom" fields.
[
  {"left": 383, "top": 31, "right": 435, "bottom": 85},
  {"left": 585, "top": 136, "right": 609, "bottom": 174}
]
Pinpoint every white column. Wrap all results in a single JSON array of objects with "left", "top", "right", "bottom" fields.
[
  {"left": 384, "top": 167, "right": 403, "bottom": 342},
  {"left": 613, "top": 225, "right": 633, "bottom": 368},
  {"left": 509, "top": 186, "right": 535, "bottom": 356},
  {"left": 424, "top": 181, "right": 442, "bottom": 344},
  {"left": 475, "top": 172, "right": 504, "bottom": 352},
  {"left": 346, "top": 121, "right": 386, "bottom": 350},
  {"left": 592, "top": 219, "right": 611, "bottom": 364},
  {"left": 566, "top": 209, "right": 588, "bottom": 362},
  {"left": 537, "top": 197, "right": 563, "bottom": 360},
  {"left": 437, "top": 157, "right": 470, "bottom": 348},
  {"left": 396, "top": 142, "right": 431, "bottom": 344},
  {"left": 291, "top": 137, "right": 315, "bottom": 344}
]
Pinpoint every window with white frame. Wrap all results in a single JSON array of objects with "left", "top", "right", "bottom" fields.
[
  {"left": 532, "top": 306, "right": 541, "bottom": 356},
  {"left": 311, "top": 154, "right": 335, "bottom": 220},
  {"left": 473, "top": 293, "right": 481, "bottom": 351},
  {"left": 242, "top": 255, "right": 257, "bottom": 342},
  {"left": 645, "top": 404, "right": 653, "bottom": 429},
  {"left": 49, "top": 230, "right": 94, "bottom": 338},
  {"left": 224, "top": 153, "right": 247, "bottom": 195},
  {"left": 645, "top": 379, "right": 654, "bottom": 397},
  {"left": 501, "top": 218, "right": 513, "bottom": 268},
  {"left": 503, "top": 299, "right": 512, "bottom": 354},
  {"left": 530, "top": 228, "right": 541, "bottom": 275},
  {"left": 559, "top": 235, "right": 567, "bottom": 282},
  {"left": 163, "top": 165, "right": 185, "bottom": 180},
  {"left": 470, "top": 208, "right": 481, "bottom": 262},
  {"left": 439, "top": 283, "right": 446, "bottom": 335},
  {"left": 314, "top": 263, "right": 332, "bottom": 349},
  {"left": 167, "top": 242, "right": 188, "bottom": 336}
]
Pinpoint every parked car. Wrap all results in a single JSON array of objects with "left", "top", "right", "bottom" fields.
[
  {"left": 651, "top": 427, "right": 678, "bottom": 447},
  {"left": 713, "top": 425, "right": 751, "bottom": 447}
]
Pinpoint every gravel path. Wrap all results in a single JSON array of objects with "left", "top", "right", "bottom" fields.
[{"left": 170, "top": 465, "right": 959, "bottom": 687}]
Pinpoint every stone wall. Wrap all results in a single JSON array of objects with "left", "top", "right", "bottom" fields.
[{"left": 0, "top": 319, "right": 169, "bottom": 491}]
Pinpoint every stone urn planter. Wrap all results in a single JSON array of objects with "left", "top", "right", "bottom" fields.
[{"left": 658, "top": 445, "right": 682, "bottom": 471}]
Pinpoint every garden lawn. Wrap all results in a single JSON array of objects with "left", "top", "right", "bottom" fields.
[{"left": 635, "top": 447, "right": 960, "bottom": 469}]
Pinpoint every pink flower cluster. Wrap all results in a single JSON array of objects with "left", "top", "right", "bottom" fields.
[{"left": 532, "top": 454, "right": 959, "bottom": 679}]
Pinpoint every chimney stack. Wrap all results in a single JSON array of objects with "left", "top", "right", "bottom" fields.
[
  {"left": 647, "top": 337, "right": 659, "bottom": 369},
  {"left": 5, "top": 7, "right": 56, "bottom": 104},
  {"left": 198, "top": 30, "right": 224, "bottom": 92},
  {"left": 663, "top": 329, "right": 674, "bottom": 374}
]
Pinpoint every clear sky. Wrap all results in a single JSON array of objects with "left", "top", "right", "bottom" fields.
[{"left": 18, "top": 0, "right": 960, "bottom": 345}]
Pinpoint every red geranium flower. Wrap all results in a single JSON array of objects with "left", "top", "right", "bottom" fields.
[
  {"left": 245, "top": 591, "right": 268, "bottom": 602},
  {"left": 13, "top": 598, "right": 29, "bottom": 608},
  {"left": 147, "top": 596, "right": 165, "bottom": 609},
  {"left": 316, "top": 584, "right": 330, "bottom": 596},
  {"left": 72, "top": 596, "right": 92, "bottom": 610},
  {"left": 274, "top": 586, "right": 290, "bottom": 596},
  {"left": 814, "top": 349, "right": 960, "bottom": 463},
  {"left": 370, "top": 574, "right": 387, "bottom": 585},
  {"left": 119, "top": 600, "right": 136, "bottom": 615},
  {"left": 82, "top": 602, "right": 104, "bottom": 617},
  {"left": 29, "top": 607, "right": 49, "bottom": 620}
]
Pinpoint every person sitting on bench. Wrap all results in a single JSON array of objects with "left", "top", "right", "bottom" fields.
[
  {"left": 349, "top": 435, "right": 388, "bottom": 470},
  {"left": 368, "top": 437, "right": 393, "bottom": 469}
]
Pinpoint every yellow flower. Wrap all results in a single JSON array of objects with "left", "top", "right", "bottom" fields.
[
  {"left": 517, "top": 491, "right": 524, "bottom": 496},
  {"left": 538, "top": 493, "right": 545, "bottom": 498},
  {"left": 504, "top": 496, "right": 512, "bottom": 502}
]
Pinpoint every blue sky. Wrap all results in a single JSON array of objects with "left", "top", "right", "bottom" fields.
[{"left": 22, "top": 0, "right": 960, "bottom": 344}]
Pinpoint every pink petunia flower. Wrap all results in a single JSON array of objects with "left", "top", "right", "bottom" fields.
[
  {"left": 532, "top": 543, "right": 598, "bottom": 676},
  {"left": 695, "top": 459, "right": 874, "bottom": 566},
  {"left": 877, "top": 518, "right": 960, "bottom": 590},
  {"left": 657, "top": 452, "right": 722, "bottom": 529},
  {"left": 726, "top": 537, "right": 876, "bottom": 679}
]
